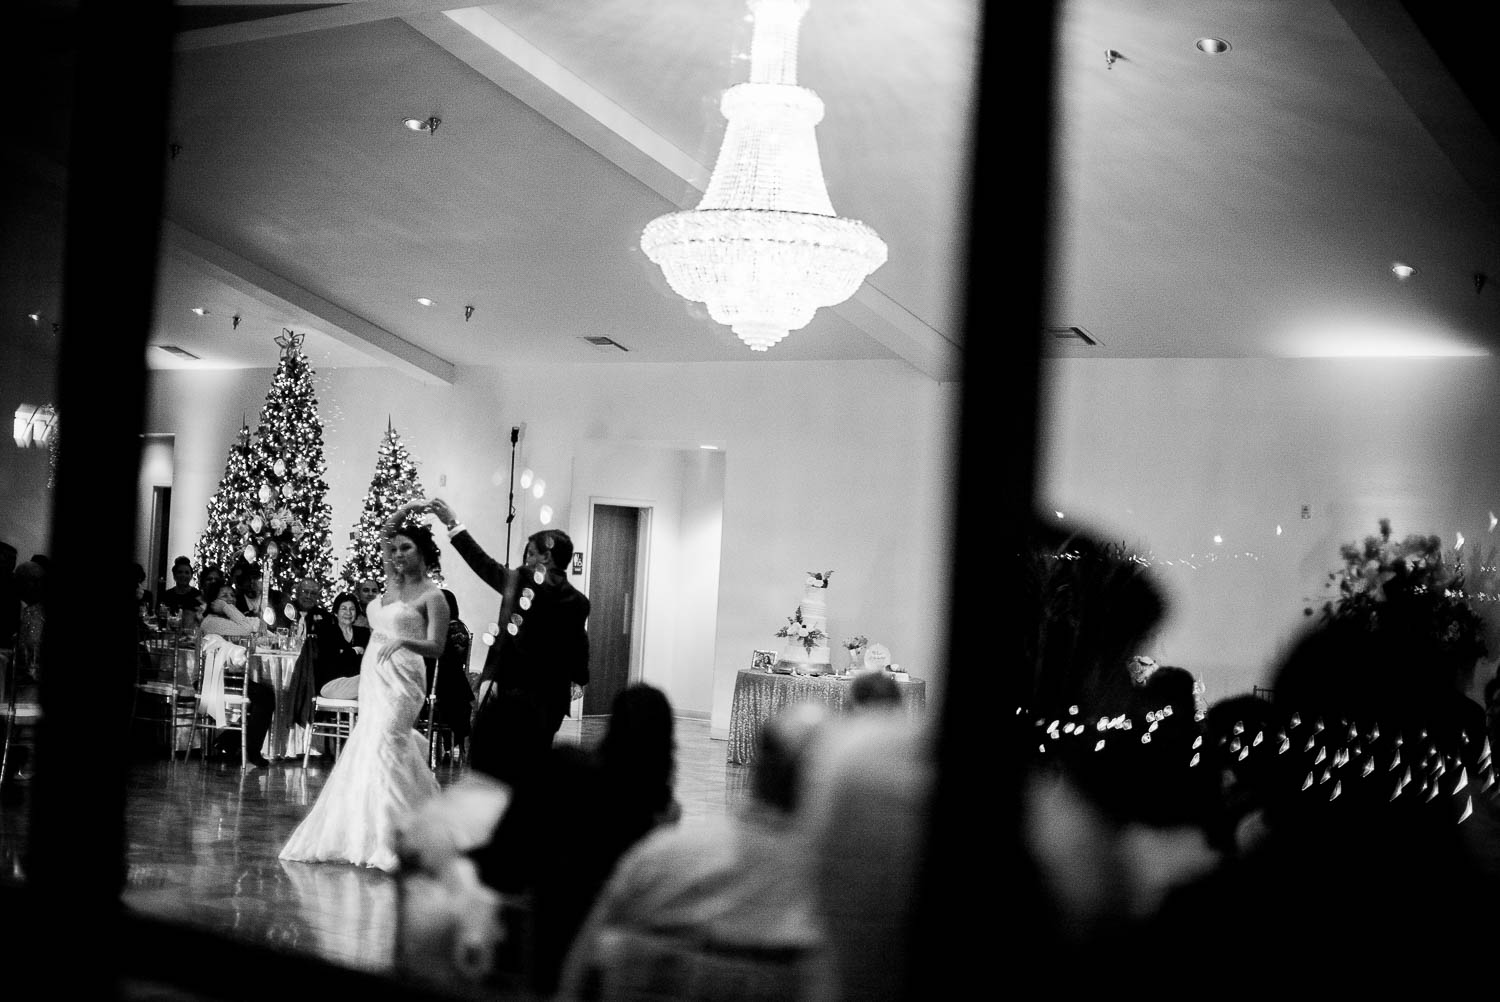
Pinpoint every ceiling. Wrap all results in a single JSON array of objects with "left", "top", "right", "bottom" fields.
[{"left": 7, "top": 0, "right": 1500, "bottom": 381}]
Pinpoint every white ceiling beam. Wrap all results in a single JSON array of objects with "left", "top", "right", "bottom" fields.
[
  {"left": 174, "top": 0, "right": 469, "bottom": 51},
  {"left": 1330, "top": 0, "right": 1500, "bottom": 222},
  {"left": 162, "top": 221, "right": 455, "bottom": 385},
  {"left": 405, "top": 6, "right": 961, "bottom": 381}
]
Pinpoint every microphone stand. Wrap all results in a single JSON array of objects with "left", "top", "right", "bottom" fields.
[{"left": 505, "top": 425, "right": 520, "bottom": 563}]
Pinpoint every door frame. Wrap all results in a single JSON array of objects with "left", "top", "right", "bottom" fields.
[{"left": 585, "top": 497, "right": 653, "bottom": 698}]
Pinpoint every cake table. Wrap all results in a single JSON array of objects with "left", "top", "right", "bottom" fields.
[{"left": 726, "top": 668, "right": 927, "bottom": 765}]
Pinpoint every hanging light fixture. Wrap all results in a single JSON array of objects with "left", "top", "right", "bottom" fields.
[{"left": 640, "top": 0, "right": 887, "bottom": 352}]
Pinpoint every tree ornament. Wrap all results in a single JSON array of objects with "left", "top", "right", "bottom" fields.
[
  {"left": 273, "top": 458, "right": 286, "bottom": 478},
  {"left": 249, "top": 515, "right": 263, "bottom": 533},
  {"left": 243, "top": 544, "right": 257, "bottom": 563},
  {"left": 259, "top": 484, "right": 272, "bottom": 504}
]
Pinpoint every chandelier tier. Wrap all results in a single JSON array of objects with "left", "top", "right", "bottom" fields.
[{"left": 640, "top": 0, "right": 887, "bottom": 352}]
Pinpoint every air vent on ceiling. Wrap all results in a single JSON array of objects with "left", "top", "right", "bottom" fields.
[
  {"left": 581, "top": 336, "right": 630, "bottom": 351},
  {"left": 1044, "top": 325, "right": 1101, "bottom": 346},
  {"left": 155, "top": 344, "right": 200, "bottom": 360}
]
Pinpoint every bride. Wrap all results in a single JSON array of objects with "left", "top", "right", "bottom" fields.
[{"left": 280, "top": 504, "right": 449, "bottom": 871}]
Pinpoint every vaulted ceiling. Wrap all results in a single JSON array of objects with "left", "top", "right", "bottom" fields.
[{"left": 6, "top": 1, "right": 1499, "bottom": 382}]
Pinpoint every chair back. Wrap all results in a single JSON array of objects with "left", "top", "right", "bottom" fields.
[
  {"left": 141, "top": 629, "right": 198, "bottom": 689},
  {"left": 198, "top": 633, "right": 253, "bottom": 722}
]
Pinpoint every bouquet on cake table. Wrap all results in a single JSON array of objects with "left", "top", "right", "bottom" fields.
[{"left": 776, "top": 606, "right": 827, "bottom": 652}]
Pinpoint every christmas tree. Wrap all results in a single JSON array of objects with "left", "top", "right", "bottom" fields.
[
  {"left": 343, "top": 419, "right": 441, "bottom": 589},
  {"left": 193, "top": 418, "right": 256, "bottom": 582},
  {"left": 236, "top": 330, "right": 336, "bottom": 604}
]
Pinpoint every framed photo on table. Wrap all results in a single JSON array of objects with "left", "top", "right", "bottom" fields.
[{"left": 751, "top": 649, "right": 778, "bottom": 672}]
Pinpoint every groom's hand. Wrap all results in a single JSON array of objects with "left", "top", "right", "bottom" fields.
[{"left": 429, "top": 497, "right": 457, "bottom": 529}]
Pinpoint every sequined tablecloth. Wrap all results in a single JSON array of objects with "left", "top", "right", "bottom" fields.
[
  {"left": 252, "top": 648, "right": 308, "bottom": 760},
  {"left": 726, "top": 669, "right": 927, "bottom": 765}
]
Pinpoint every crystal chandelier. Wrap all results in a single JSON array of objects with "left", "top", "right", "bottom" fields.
[{"left": 641, "top": 0, "right": 887, "bottom": 352}]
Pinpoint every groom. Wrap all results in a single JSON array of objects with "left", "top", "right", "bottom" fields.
[{"left": 426, "top": 498, "right": 591, "bottom": 785}]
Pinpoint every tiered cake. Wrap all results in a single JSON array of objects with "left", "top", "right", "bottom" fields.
[{"left": 776, "top": 571, "right": 832, "bottom": 674}]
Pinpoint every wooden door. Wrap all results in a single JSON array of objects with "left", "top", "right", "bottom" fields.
[{"left": 584, "top": 504, "right": 641, "bottom": 715}]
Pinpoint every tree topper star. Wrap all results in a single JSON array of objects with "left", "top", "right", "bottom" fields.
[{"left": 275, "top": 328, "right": 306, "bottom": 357}]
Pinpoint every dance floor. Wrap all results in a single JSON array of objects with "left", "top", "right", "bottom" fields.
[{"left": 1, "top": 716, "right": 749, "bottom": 977}]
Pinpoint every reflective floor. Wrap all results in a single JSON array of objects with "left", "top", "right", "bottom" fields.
[{"left": 2, "top": 716, "right": 746, "bottom": 975}]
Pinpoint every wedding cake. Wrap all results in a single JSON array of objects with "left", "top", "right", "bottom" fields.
[{"left": 776, "top": 571, "right": 833, "bottom": 674}]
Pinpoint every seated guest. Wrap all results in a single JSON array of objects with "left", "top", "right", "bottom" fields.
[
  {"left": 158, "top": 555, "right": 202, "bottom": 620},
  {"left": 354, "top": 577, "right": 381, "bottom": 629},
  {"left": 557, "top": 703, "right": 827, "bottom": 1000},
  {"left": 800, "top": 710, "right": 934, "bottom": 1002},
  {"left": 471, "top": 684, "right": 681, "bottom": 997},
  {"left": 317, "top": 592, "right": 369, "bottom": 699},
  {"left": 133, "top": 562, "right": 153, "bottom": 621},
  {"left": 849, "top": 670, "right": 902, "bottom": 710},
  {"left": 1, "top": 541, "right": 19, "bottom": 647},
  {"left": 14, "top": 560, "right": 47, "bottom": 683},
  {"left": 1150, "top": 618, "right": 1500, "bottom": 987},
  {"left": 292, "top": 576, "right": 333, "bottom": 633},
  {"left": 422, "top": 590, "right": 476, "bottom": 761},
  {"left": 197, "top": 577, "right": 272, "bottom": 767},
  {"left": 200, "top": 578, "right": 263, "bottom": 637},
  {"left": 1199, "top": 693, "right": 1279, "bottom": 858},
  {"left": 230, "top": 560, "right": 287, "bottom": 629}
]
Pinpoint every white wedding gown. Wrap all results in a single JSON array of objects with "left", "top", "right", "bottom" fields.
[{"left": 280, "top": 597, "right": 439, "bottom": 872}]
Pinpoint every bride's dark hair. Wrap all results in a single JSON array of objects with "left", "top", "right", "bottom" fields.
[{"left": 385, "top": 523, "right": 442, "bottom": 573}]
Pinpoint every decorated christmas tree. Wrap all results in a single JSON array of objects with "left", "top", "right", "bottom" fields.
[
  {"left": 342, "top": 419, "right": 441, "bottom": 589},
  {"left": 235, "top": 330, "right": 336, "bottom": 604},
  {"left": 193, "top": 418, "right": 256, "bottom": 582}
]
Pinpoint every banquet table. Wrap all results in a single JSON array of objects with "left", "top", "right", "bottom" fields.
[
  {"left": 251, "top": 646, "right": 308, "bottom": 760},
  {"left": 726, "top": 668, "right": 927, "bottom": 765}
]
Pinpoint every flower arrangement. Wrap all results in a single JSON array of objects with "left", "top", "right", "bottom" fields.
[
  {"left": 806, "top": 570, "right": 834, "bottom": 589},
  {"left": 1311, "top": 518, "right": 1487, "bottom": 667},
  {"left": 843, "top": 634, "right": 868, "bottom": 651},
  {"left": 776, "top": 605, "right": 827, "bottom": 652}
]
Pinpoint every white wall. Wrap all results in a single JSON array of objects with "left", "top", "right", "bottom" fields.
[
  {"left": 674, "top": 449, "right": 726, "bottom": 717},
  {"left": 145, "top": 359, "right": 960, "bottom": 731},
  {"left": 135, "top": 434, "right": 175, "bottom": 590},
  {"left": 1042, "top": 357, "right": 1500, "bottom": 705}
]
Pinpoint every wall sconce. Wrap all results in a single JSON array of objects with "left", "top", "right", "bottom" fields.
[{"left": 14, "top": 404, "right": 58, "bottom": 448}]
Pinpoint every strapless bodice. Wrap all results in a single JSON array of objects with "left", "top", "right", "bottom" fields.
[{"left": 367, "top": 598, "right": 426, "bottom": 642}]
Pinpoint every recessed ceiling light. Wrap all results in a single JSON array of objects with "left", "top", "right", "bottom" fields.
[
  {"left": 700, "top": 444, "right": 719, "bottom": 450},
  {"left": 1391, "top": 263, "right": 1417, "bottom": 279},
  {"left": 26, "top": 313, "right": 39, "bottom": 322},
  {"left": 415, "top": 297, "right": 435, "bottom": 307},
  {"left": 191, "top": 307, "right": 210, "bottom": 316},
  {"left": 1195, "top": 37, "right": 1230, "bottom": 54},
  {"left": 402, "top": 116, "right": 440, "bottom": 135}
]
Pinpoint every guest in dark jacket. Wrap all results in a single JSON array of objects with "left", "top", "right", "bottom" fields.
[
  {"left": 317, "top": 592, "right": 369, "bottom": 697},
  {"left": 158, "top": 555, "right": 202, "bottom": 618},
  {"left": 425, "top": 498, "right": 591, "bottom": 788},
  {"left": 423, "top": 589, "right": 476, "bottom": 757}
]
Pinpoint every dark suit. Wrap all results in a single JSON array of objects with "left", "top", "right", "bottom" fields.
[{"left": 449, "top": 529, "right": 590, "bottom": 781}]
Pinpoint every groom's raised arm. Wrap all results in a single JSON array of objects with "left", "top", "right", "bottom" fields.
[{"left": 428, "top": 497, "right": 512, "bottom": 593}]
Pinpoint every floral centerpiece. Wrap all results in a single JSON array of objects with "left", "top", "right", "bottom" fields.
[
  {"left": 776, "top": 606, "right": 827, "bottom": 653},
  {"left": 1310, "top": 518, "right": 1487, "bottom": 672},
  {"left": 806, "top": 570, "right": 833, "bottom": 588}
]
